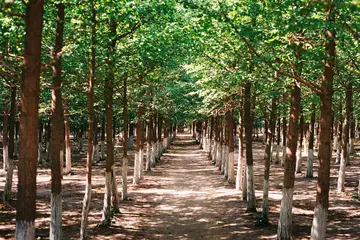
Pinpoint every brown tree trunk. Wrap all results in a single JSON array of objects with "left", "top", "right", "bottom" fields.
[
  {"left": 306, "top": 104, "right": 316, "bottom": 178},
  {"left": 337, "top": 82, "right": 351, "bottom": 192},
  {"left": 122, "top": 77, "right": 129, "bottom": 201},
  {"left": 101, "top": 22, "right": 119, "bottom": 225},
  {"left": 244, "top": 81, "right": 256, "bottom": 212},
  {"left": 15, "top": 1, "right": 44, "bottom": 239},
  {"left": 134, "top": 104, "right": 145, "bottom": 184},
  {"left": 296, "top": 112, "right": 304, "bottom": 173},
  {"left": 100, "top": 117, "right": 105, "bottom": 160},
  {"left": 277, "top": 83, "right": 301, "bottom": 239},
  {"left": 64, "top": 100, "right": 71, "bottom": 175},
  {"left": 80, "top": 1, "right": 96, "bottom": 238},
  {"left": 49, "top": 4, "right": 65, "bottom": 239},
  {"left": 311, "top": 4, "right": 335, "bottom": 239},
  {"left": 8, "top": 86, "right": 16, "bottom": 160},
  {"left": 228, "top": 109, "right": 235, "bottom": 184},
  {"left": 262, "top": 97, "right": 277, "bottom": 223},
  {"left": 282, "top": 103, "right": 287, "bottom": 166}
]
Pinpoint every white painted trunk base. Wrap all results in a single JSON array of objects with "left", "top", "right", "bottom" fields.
[
  {"left": 146, "top": 142, "right": 151, "bottom": 171},
  {"left": 80, "top": 183, "right": 92, "bottom": 240},
  {"left": 151, "top": 142, "right": 156, "bottom": 168},
  {"left": 235, "top": 148, "right": 242, "bottom": 191},
  {"left": 64, "top": 144, "right": 71, "bottom": 175},
  {"left": 122, "top": 157, "right": 128, "bottom": 200},
  {"left": 15, "top": 220, "right": 35, "bottom": 240},
  {"left": 310, "top": 204, "right": 328, "bottom": 240},
  {"left": 139, "top": 148, "right": 144, "bottom": 179},
  {"left": 221, "top": 145, "right": 226, "bottom": 174},
  {"left": 111, "top": 167, "right": 120, "bottom": 213},
  {"left": 101, "top": 171, "right": 112, "bottom": 226},
  {"left": 262, "top": 179, "right": 269, "bottom": 222},
  {"left": 224, "top": 146, "right": 229, "bottom": 179},
  {"left": 296, "top": 148, "right": 302, "bottom": 173},
  {"left": 277, "top": 187, "right": 294, "bottom": 240},
  {"left": 216, "top": 143, "right": 222, "bottom": 169},
  {"left": 3, "top": 145, "right": 9, "bottom": 170},
  {"left": 101, "top": 142, "right": 105, "bottom": 160},
  {"left": 306, "top": 150, "right": 314, "bottom": 178},
  {"left": 50, "top": 192, "right": 62, "bottom": 240},
  {"left": 3, "top": 161, "right": 14, "bottom": 201},
  {"left": 246, "top": 164, "right": 256, "bottom": 211},
  {"left": 133, "top": 152, "right": 140, "bottom": 184},
  {"left": 228, "top": 151, "right": 234, "bottom": 184},
  {"left": 337, "top": 153, "right": 346, "bottom": 193}
]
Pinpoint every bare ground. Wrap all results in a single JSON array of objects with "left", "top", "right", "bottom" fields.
[{"left": 0, "top": 133, "right": 359, "bottom": 239}]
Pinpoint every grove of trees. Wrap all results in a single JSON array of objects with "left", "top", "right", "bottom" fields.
[{"left": 0, "top": 0, "right": 359, "bottom": 239}]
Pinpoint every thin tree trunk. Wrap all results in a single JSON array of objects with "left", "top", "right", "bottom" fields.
[
  {"left": 134, "top": 104, "right": 145, "bottom": 184},
  {"left": 15, "top": 1, "right": 44, "bottom": 239},
  {"left": 282, "top": 104, "right": 287, "bottom": 166},
  {"left": 277, "top": 83, "right": 301, "bottom": 239},
  {"left": 311, "top": 5, "right": 335, "bottom": 238},
  {"left": 38, "top": 120, "right": 43, "bottom": 164},
  {"left": 306, "top": 104, "right": 316, "bottom": 178},
  {"left": 337, "top": 82, "right": 351, "bottom": 193},
  {"left": 49, "top": 4, "right": 65, "bottom": 239},
  {"left": 228, "top": 109, "right": 235, "bottom": 184},
  {"left": 100, "top": 117, "right": 105, "bottom": 160},
  {"left": 244, "top": 81, "right": 256, "bottom": 212},
  {"left": 100, "top": 21, "right": 119, "bottom": 225},
  {"left": 8, "top": 86, "right": 16, "bottom": 160},
  {"left": 236, "top": 95, "right": 246, "bottom": 196},
  {"left": 122, "top": 77, "right": 128, "bottom": 201},
  {"left": 80, "top": 2, "right": 96, "bottom": 238},
  {"left": 64, "top": 100, "right": 71, "bottom": 175},
  {"left": 146, "top": 117, "right": 153, "bottom": 171},
  {"left": 3, "top": 107, "right": 14, "bottom": 202},
  {"left": 262, "top": 97, "right": 277, "bottom": 223},
  {"left": 296, "top": 112, "right": 304, "bottom": 173}
]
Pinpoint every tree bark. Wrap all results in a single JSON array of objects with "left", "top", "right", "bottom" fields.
[
  {"left": 228, "top": 109, "right": 235, "bottom": 184},
  {"left": 49, "top": 4, "right": 65, "bottom": 239},
  {"left": 296, "top": 112, "right": 304, "bottom": 173},
  {"left": 337, "top": 82, "right": 351, "bottom": 193},
  {"left": 146, "top": 117, "right": 153, "bottom": 171},
  {"left": 306, "top": 104, "right": 316, "bottom": 178},
  {"left": 64, "top": 100, "right": 71, "bottom": 175},
  {"left": 262, "top": 97, "right": 277, "bottom": 223},
  {"left": 122, "top": 77, "right": 128, "bottom": 201},
  {"left": 3, "top": 107, "right": 14, "bottom": 202},
  {"left": 100, "top": 117, "right": 105, "bottom": 160},
  {"left": 80, "top": 2, "right": 96, "bottom": 238},
  {"left": 311, "top": 4, "right": 336, "bottom": 239},
  {"left": 15, "top": 1, "right": 44, "bottom": 239},
  {"left": 244, "top": 81, "right": 256, "bottom": 212},
  {"left": 8, "top": 86, "right": 16, "bottom": 160},
  {"left": 134, "top": 104, "right": 145, "bottom": 184},
  {"left": 277, "top": 83, "right": 301, "bottom": 239}
]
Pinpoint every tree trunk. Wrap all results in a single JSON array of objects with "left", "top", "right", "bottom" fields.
[
  {"left": 45, "top": 120, "right": 51, "bottom": 161},
  {"left": 122, "top": 77, "right": 128, "bottom": 201},
  {"left": 49, "top": 4, "right": 65, "bottom": 239},
  {"left": 15, "top": 1, "right": 44, "bottom": 239},
  {"left": 223, "top": 112, "right": 229, "bottom": 178},
  {"left": 337, "top": 82, "right": 351, "bottom": 193},
  {"left": 215, "top": 116, "right": 221, "bottom": 168},
  {"left": 3, "top": 107, "right": 9, "bottom": 170},
  {"left": 101, "top": 117, "right": 105, "bottom": 160},
  {"left": 146, "top": 117, "right": 153, "bottom": 171},
  {"left": 336, "top": 103, "right": 343, "bottom": 164},
  {"left": 306, "top": 104, "right": 316, "bottom": 178},
  {"left": 277, "top": 83, "right": 301, "bottom": 239},
  {"left": 296, "top": 112, "right": 304, "bottom": 173},
  {"left": 262, "top": 97, "right": 277, "bottom": 223},
  {"left": 236, "top": 95, "right": 246, "bottom": 198},
  {"left": 244, "top": 81, "right": 256, "bottom": 212},
  {"left": 282, "top": 105, "right": 287, "bottom": 166},
  {"left": 3, "top": 107, "right": 14, "bottom": 202},
  {"left": 93, "top": 118, "right": 100, "bottom": 164},
  {"left": 209, "top": 116, "right": 214, "bottom": 160},
  {"left": 346, "top": 82, "right": 353, "bottom": 165},
  {"left": 64, "top": 100, "right": 72, "bottom": 175},
  {"left": 80, "top": 2, "right": 96, "bottom": 238},
  {"left": 134, "top": 104, "right": 145, "bottom": 184},
  {"left": 228, "top": 109, "right": 235, "bottom": 184},
  {"left": 100, "top": 22, "right": 119, "bottom": 225},
  {"left": 8, "top": 86, "right": 16, "bottom": 160},
  {"left": 275, "top": 115, "right": 281, "bottom": 164},
  {"left": 38, "top": 120, "right": 43, "bottom": 164},
  {"left": 310, "top": 5, "right": 335, "bottom": 239}
]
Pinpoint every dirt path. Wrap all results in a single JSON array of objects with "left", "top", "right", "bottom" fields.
[{"left": 90, "top": 134, "right": 267, "bottom": 240}]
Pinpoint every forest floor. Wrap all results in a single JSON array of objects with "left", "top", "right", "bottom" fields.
[{"left": 0, "top": 133, "right": 360, "bottom": 239}]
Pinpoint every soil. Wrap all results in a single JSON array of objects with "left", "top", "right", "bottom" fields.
[{"left": 0, "top": 133, "right": 359, "bottom": 239}]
